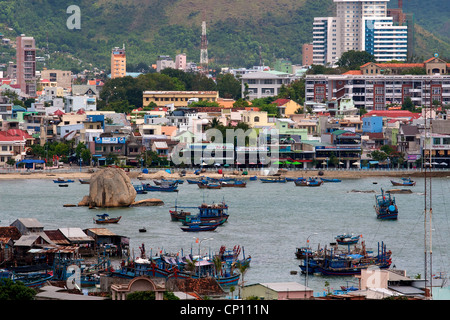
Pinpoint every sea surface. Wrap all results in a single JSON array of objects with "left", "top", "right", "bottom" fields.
[{"left": 1, "top": 176, "right": 449, "bottom": 293}]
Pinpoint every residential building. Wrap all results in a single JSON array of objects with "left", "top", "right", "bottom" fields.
[
  {"left": 305, "top": 73, "right": 450, "bottom": 111},
  {"left": 16, "top": 35, "right": 37, "bottom": 97},
  {"left": 0, "top": 129, "right": 33, "bottom": 167},
  {"left": 240, "top": 71, "right": 295, "bottom": 100},
  {"left": 40, "top": 69, "right": 73, "bottom": 89},
  {"left": 273, "top": 98, "right": 303, "bottom": 117},
  {"left": 143, "top": 91, "right": 219, "bottom": 108},
  {"left": 302, "top": 43, "right": 314, "bottom": 66},
  {"left": 312, "top": 0, "right": 408, "bottom": 65},
  {"left": 111, "top": 46, "right": 126, "bottom": 79},
  {"left": 242, "top": 282, "right": 314, "bottom": 300},
  {"left": 175, "top": 53, "right": 187, "bottom": 70},
  {"left": 156, "top": 55, "right": 175, "bottom": 72}
]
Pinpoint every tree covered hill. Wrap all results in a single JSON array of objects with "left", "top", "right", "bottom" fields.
[{"left": 0, "top": 0, "right": 448, "bottom": 72}]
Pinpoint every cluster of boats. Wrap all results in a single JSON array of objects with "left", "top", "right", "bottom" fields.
[
  {"left": 170, "top": 201, "right": 230, "bottom": 232},
  {"left": 296, "top": 234, "right": 392, "bottom": 276},
  {"left": 112, "top": 244, "right": 250, "bottom": 287},
  {"left": 259, "top": 176, "right": 341, "bottom": 186}
]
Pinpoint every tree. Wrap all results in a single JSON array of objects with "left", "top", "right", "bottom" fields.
[
  {"left": 336, "top": 50, "right": 376, "bottom": 70},
  {"left": 0, "top": 278, "right": 36, "bottom": 300},
  {"left": 402, "top": 97, "right": 414, "bottom": 111},
  {"left": 216, "top": 73, "right": 241, "bottom": 100}
]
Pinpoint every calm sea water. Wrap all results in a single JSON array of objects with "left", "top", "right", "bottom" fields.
[{"left": 0, "top": 176, "right": 449, "bottom": 292}]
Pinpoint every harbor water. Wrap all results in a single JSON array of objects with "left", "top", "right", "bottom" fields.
[{"left": 0, "top": 176, "right": 449, "bottom": 293}]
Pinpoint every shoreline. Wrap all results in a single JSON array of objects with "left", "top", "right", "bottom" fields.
[{"left": 1, "top": 168, "right": 449, "bottom": 180}]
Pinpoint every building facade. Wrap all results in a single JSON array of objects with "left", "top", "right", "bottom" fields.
[
  {"left": 40, "top": 70, "right": 73, "bottom": 89},
  {"left": 16, "top": 35, "right": 37, "bottom": 97},
  {"left": 240, "top": 71, "right": 294, "bottom": 100},
  {"left": 111, "top": 47, "right": 126, "bottom": 79},
  {"left": 312, "top": 0, "right": 408, "bottom": 65},
  {"left": 305, "top": 73, "right": 450, "bottom": 111},
  {"left": 143, "top": 91, "right": 219, "bottom": 108}
]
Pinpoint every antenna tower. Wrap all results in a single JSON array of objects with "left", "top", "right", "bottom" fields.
[{"left": 200, "top": 13, "right": 208, "bottom": 74}]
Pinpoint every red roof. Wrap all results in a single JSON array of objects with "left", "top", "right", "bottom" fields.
[
  {"left": 0, "top": 129, "right": 32, "bottom": 141},
  {"left": 362, "top": 110, "right": 421, "bottom": 119},
  {"left": 343, "top": 70, "right": 362, "bottom": 75},
  {"left": 273, "top": 98, "right": 290, "bottom": 106}
]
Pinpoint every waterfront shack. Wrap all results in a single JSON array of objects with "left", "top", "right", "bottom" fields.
[{"left": 83, "top": 227, "right": 129, "bottom": 257}]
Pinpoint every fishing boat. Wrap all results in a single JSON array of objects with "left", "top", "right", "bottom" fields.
[
  {"left": 294, "top": 246, "right": 314, "bottom": 259},
  {"left": 58, "top": 184, "right": 69, "bottom": 187},
  {"left": 374, "top": 189, "right": 398, "bottom": 220},
  {"left": 1, "top": 265, "right": 54, "bottom": 288},
  {"left": 133, "top": 184, "right": 148, "bottom": 194},
  {"left": 299, "top": 240, "right": 392, "bottom": 276},
  {"left": 142, "top": 182, "right": 178, "bottom": 192},
  {"left": 180, "top": 223, "right": 220, "bottom": 232},
  {"left": 335, "top": 234, "right": 360, "bottom": 245},
  {"left": 294, "top": 177, "right": 323, "bottom": 187},
  {"left": 260, "top": 177, "right": 286, "bottom": 183},
  {"left": 182, "top": 216, "right": 227, "bottom": 227},
  {"left": 221, "top": 180, "right": 246, "bottom": 188},
  {"left": 321, "top": 178, "right": 342, "bottom": 183},
  {"left": 387, "top": 189, "right": 412, "bottom": 194},
  {"left": 249, "top": 176, "right": 258, "bottom": 181},
  {"left": 139, "top": 227, "right": 147, "bottom": 233},
  {"left": 187, "top": 179, "right": 203, "bottom": 184},
  {"left": 53, "top": 178, "right": 74, "bottom": 183},
  {"left": 170, "top": 201, "right": 229, "bottom": 223},
  {"left": 390, "top": 177, "right": 416, "bottom": 186},
  {"left": 93, "top": 214, "right": 122, "bottom": 224},
  {"left": 206, "top": 183, "right": 222, "bottom": 189},
  {"left": 79, "top": 179, "right": 90, "bottom": 184},
  {"left": 197, "top": 182, "right": 209, "bottom": 189}
]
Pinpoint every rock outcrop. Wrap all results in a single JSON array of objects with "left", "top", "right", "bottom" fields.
[
  {"left": 82, "top": 167, "right": 137, "bottom": 208},
  {"left": 130, "top": 198, "right": 164, "bottom": 207}
]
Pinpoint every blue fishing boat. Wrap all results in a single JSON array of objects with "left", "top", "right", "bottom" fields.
[
  {"left": 94, "top": 213, "right": 121, "bottom": 224},
  {"left": 170, "top": 201, "right": 229, "bottom": 223},
  {"left": 180, "top": 223, "right": 220, "bottom": 232},
  {"left": 0, "top": 264, "right": 54, "bottom": 288},
  {"left": 294, "top": 177, "right": 323, "bottom": 187},
  {"left": 187, "top": 179, "right": 203, "bottom": 184},
  {"left": 249, "top": 176, "right": 258, "bottom": 181},
  {"left": 374, "top": 189, "right": 398, "bottom": 220},
  {"left": 221, "top": 180, "right": 246, "bottom": 188},
  {"left": 335, "top": 234, "right": 360, "bottom": 245},
  {"left": 53, "top": 178, "right": 74, "bottom": 183},
  {"left": 321, "top": 178, "right": 342, "bottom": 183},
  {"left": 182, "top": 216, "right": 226, "bottom": 227},
  {"left": 390, "top": 177, "right": 415, "bottom": 186},
  {"left": 142, "top": 182, "right": 178, "bottom": 192},
  {"left": 260, "top": 177, "right": 286, "bottom": 183},
  {"left": 299, "top": 240, "right": 392, "bottom": 276},
  {"left": 133, "top": 184, "right": 148, "bottom": 194}
]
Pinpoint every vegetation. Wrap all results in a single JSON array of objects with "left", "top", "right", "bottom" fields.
[
  {"left": 0, "top": 0, "right": 446, "bottom": 72},
  {"left": 126, "top": 290, "right": 180, "bottom": 300},
  {"left": 0, "top": 279, "right": 36, "bottom": 300}
]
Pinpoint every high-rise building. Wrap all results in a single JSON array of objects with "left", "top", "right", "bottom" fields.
[
  {"left": 16, "top": 34, "right": 37, "bottom": 97},
  {"left": 313, "top": 0, "right": 408, "bottom": 65},
  {"left": 302, "top": 43, "right": 314, "bottom": 66},
  {"left": 111, "top": 46, "right": 126, "bottom": 79}
]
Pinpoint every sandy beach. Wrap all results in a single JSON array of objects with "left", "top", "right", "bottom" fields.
[{"left": 0, "top": 167, "right": 449, "bottom": 181}]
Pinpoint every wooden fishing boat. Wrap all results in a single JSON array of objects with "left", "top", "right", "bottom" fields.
[
  {"left": 260, "top": 177, "right": 286, "bottom": 183},
  {"left": 197, "top": 182, "right": 209, "bottom": 189},
  {"left": 79, "top": 179, "right": 90, "bottom": 184},
  {"left": 206, "top": 183, "right": 222, "bottom": 189},
  {"left": 133, "top": 184, "right": 148, "bottom": 194},
  {"left": 221, "top": 180, "right": 246, "bottom": 188},
  {"left": 294, "top": 178, "right": 323, "bottom": 187},
  {"left": 93, "top": 214, "right": 122, "bottom": 224},
  {"left": 58, "top": 184, "right": 69, "bottom": 187},
  {"left": 170, "top": 201, "right": 229, "bottom": 223},
  {"left": 335, "top": 234, "right": 360, "bottom": 245},
  {"left": 249, "top": 176, "right": 258, "bottom": 181},
  {"left": 180, "top": 223, "right": 219, "bottom": 232},
  {"left": 182, "top": 216, "right": 227, "bottom": 227},
  {"left": 390, "top": 177, "right": 415, "bottom": 186},
  {"left": 321, "top": 178, "right": 341, "bottom": 183},
  {"left": 142, "top": 182, "right": 178, "bottom": 192},
  {"left": 53, "top": 178, "right": 74, "bottom": 183},
  {"left": 374, "top": 188, "right": 398, "bottom": 220}
]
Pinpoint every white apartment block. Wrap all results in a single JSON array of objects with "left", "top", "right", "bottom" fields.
[
  {"left": 313, "top": 0, "right": 407, "bottom": 65},
  {"left": 240, "top": 71, "right": 295, "bottom": 100},
  {"left": 305, "top": 74, "right": 450, "bottom": 111}
]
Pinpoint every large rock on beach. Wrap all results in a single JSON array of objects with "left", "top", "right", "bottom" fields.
[{"left": 84, "top": 167, "right": 137, "bottom": 208}]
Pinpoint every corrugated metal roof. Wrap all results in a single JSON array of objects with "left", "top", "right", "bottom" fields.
[
  {"left": 59, "top": 228, "right": 94, "bottom": 242},
  {"left": 85, "top": 228, "right": 117, "bottom": 236}
]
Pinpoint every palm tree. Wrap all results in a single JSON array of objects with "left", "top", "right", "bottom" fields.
[{"left": 236, "top": 261, "right": 249, "bottom": 298}]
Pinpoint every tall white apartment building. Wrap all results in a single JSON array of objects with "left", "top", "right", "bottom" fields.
[{"left": 313, "top": 0, "right": 407, "bottom": 65}]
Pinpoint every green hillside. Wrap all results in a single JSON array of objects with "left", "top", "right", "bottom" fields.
[{"left": 0, "top": 0, "right": 448, "bottom": 73}]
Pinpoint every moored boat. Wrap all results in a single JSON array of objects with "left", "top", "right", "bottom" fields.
[
  {"left": 143, "top": 182, "right": 178, "bottom": 192},
  {"left": 133, "top": 184, "right": 148, "bottom": 194},
  {"left": 294, "top": 177, "right": 323, "bottom": 187},
  {"left": 93, "top": 214, "right": 122, "bottom": 224},
  {"left": 79, "top": 179, "right": 90, "bottom": 184},
  {"left": 260, "top": 177, "right": 286, "bottom": 183},
  {"left": 335, "top": 234, "right": 360, "bottom": 245},
  {"left": 390, "top": 177, "right": 415, "bottom": 186},
  {"left": 221, "top": 180, "right": 246, "bottom": 188},
  {"left": 180, "top": 223, "right": 220, "bottom": 232},
  {"left": 321, "top": 178, "right": 341, "bottom": 183},
  {"left": 53, "top": 178, "right": 74, "bottom": 183},
  {"left": 374, "top": 189, "right": 398, "bottom": 220}
]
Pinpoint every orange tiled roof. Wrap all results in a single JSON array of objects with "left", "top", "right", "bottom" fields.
[{"left": 343, "top": 70, "right": 362, "bottom": 75}]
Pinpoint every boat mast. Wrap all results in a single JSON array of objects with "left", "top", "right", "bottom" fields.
[{"left": 424, "top": 99, "right": 433, "bottom": 299}]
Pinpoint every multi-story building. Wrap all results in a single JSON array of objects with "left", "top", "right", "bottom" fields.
[
  {"left": 40, "top": 69, "right": 73, "bottom": 89},
  {"left": 240, "top": 71, "right": 295, "bottom": 100},
  {"left": 143, "top": 91, "right": 219, "bottom": 108},
  {"left": 305, "top": 73, "right": 450, "bottom": 111},
  {"left": 175, "top": 54, "right": 187, "bottom": 71},
  {"left": 156, "top": 55, "right": 175, "bottom": 72},
  {"left": 302, "top": 43, "right": 314, "bottom": 66},
  {"left": 312, "top": 0, "right": 408, "bottom": 65},
  {"left": 16, "top": 35, "right": 37, "bottom": 97},
  {"left": 111, "top": 47, "right": 126, "bottom": 79}
]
